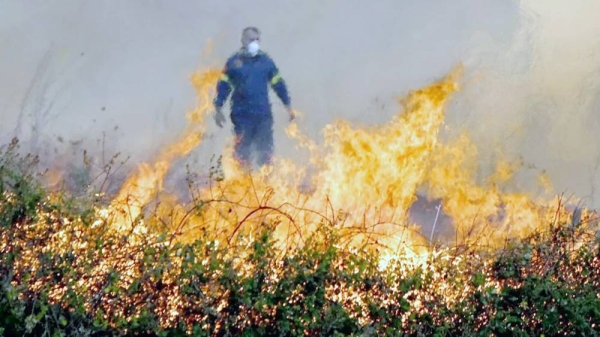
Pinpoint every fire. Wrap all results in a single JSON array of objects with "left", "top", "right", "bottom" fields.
[
  {"left": 425, "top": 133, "right": 570, "bottom": 246},
  {"left": 163, "top": 69, "right": 462, "bottom": 264},
  {"left": 18, "top": 32, "right": 579, "bottom": 277},
  {"left": 109, "top": 68, "right": 221, "bottom": 232},
  {"left": 103, "top": 62, "right": 575, "bottom": 266},
  {"left": 4, "top": 59, "right": 597, "bottom": 334}
]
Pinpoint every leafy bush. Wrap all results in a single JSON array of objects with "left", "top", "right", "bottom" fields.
[{"left": 1, "top": 141, "right": 600, "bottom": 336}]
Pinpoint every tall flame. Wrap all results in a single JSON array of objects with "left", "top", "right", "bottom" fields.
[
  {"left": 109, "top": 68, "right": 221, "bottom": 231},
  {"left": 105, "top": 63, "right": 574, "bottom": 264}
]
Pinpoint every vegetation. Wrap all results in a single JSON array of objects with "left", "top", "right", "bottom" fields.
[{"left": 1, "top": 139, "right": 600, "bottom": 336}]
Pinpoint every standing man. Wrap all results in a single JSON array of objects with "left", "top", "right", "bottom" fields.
[{"left": 213, "top": 26, "right": 294, "bottom": 169}]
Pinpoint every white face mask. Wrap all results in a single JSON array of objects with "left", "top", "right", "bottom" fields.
[{"left": 247, "top": 41, "right": 260, "bottom": 56}]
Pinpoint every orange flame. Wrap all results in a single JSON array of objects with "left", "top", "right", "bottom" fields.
[
  {"left": 109, "top": 68, "right": 221, "bottom": 231},
  {"left": 105, "top": 63, "right": 576, "bottom": 265}
]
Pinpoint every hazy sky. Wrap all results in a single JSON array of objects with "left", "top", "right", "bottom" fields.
[{"left": 1, "top": 1, "right": 599, "bottom": 206}]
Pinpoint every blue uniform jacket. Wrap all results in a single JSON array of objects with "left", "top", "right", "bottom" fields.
[{"left": 214, "top": 50, "right": 291, "bottom": 118}]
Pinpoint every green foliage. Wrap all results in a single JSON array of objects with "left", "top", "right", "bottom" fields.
[
  {"left": 1, "top": 144, "right": 600, "bottom": 336},
  {"left": 0, "top": 138, "right": 44, "bottom": 229}
]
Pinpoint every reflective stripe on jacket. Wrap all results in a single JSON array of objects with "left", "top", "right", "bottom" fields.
[{"left": 214, "top": 50, "right": 290, "bottom": 116}]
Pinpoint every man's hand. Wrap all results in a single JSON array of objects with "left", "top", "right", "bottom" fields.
[
  {"left": 285, "top": 105, "right": 296, "bottom": 122},
  {"left": 214, "top": 108, "right": 226, "bottom": 128}
]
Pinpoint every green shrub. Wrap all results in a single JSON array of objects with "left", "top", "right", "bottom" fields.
[{"left": 1, "top": 143, "right": 599, "bottom": 336}]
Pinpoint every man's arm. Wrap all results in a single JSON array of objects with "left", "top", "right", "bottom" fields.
[
  {"left": 214, "top": 67, "right": 234, "bottom": 110},
  {"left": 267, "top": 59, "right": 294, "bottom": 121},
  {"left": 213, "top": 63, "right": 234, "bottom": 127}
]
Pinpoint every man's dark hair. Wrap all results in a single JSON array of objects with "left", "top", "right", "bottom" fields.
[{"left": 242, "top": 27, "right": 260, "bottom": 35}]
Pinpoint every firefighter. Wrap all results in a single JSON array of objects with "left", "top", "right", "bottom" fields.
[{"left": 213, "top": 26, "right": 294, "bottom": 169}]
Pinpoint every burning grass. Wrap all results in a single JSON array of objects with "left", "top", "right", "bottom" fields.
[
  {"left": 2, "top": 68, "right": 600, "bottom": 335},
  {"left": 1, "top": 160, "right": 599, "bottom": 335}
]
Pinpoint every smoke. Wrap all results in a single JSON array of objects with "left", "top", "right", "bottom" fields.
[
  {"left": 1, "top": 1, "right": 599, "bottom": 206},
  {"left": 446, "top": 0, "right": 600, "bottom": 207}
]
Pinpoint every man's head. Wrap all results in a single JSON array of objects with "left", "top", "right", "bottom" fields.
[{"left": 241, "top": 27, "right": 261, "bottom": 56}]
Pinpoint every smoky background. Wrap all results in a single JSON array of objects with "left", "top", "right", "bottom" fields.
[{"left": 1, "top": 0, "right": 599, "bottom": 207}]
